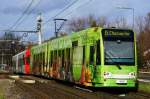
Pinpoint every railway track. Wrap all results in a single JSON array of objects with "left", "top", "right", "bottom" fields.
[
  {"left": 124, "top": 92, "right": 150, "bottom": 99},
  {"left": 11, "top": 75, "right": 150, "bottom": 99},
  {"left": 15, "top": 80, "right": 50, "bottom": 99},
  {"left": 17, "top": 75, "right": 91, "bottom": 99},
  {"left": 17, "top": 75, "right": 122, "bottom": 99}
]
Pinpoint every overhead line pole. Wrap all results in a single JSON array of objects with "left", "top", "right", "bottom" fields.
[
  {"left": 37, "top": 13, "right": 42, "bottom": 45},
  {"left": 6, "top": 13, "right": 42, "bottom": 45},
  {"left": 54, "top": 18, "right": 67, "bottom": 37}
]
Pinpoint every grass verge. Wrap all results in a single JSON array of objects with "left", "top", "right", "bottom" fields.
[
  {"left": 0, "top": 95, "right": 4, "bottom": 99},
  {"left": 138, "top": 82, "right": 150, "bottom": 93}
]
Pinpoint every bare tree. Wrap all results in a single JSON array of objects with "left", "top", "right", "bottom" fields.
[
  {"left": 67, "top": 15, "right": 107, "bottom": 32},
  {"left": 97, "top": 16, "right": 107, "bottom": 27},
  {"left": 137, "top": 12, "right": 150, "bottom": 70},
  {"left": 87, "top": 15, "right": 97, "bottom": 27},
  {"left": 137, "top": 31, "right": 146, "bottom": 67},
  {"left": 144, "top": 13, "right": 150, "bottom": 32},
  {"left": 67, "top": 17, "right": 86, "bottom": 32},
  {"left": 136, "top": 16, "right": 145, "bottom": 33},
  {"left": 112, "top": 16, "right": 129, "bottom": 28}
]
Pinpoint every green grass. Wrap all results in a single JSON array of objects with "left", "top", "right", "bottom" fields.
[
  {"left": 0, "top": 87, "right": 5, "bottom": 99},
  {"left": 0, "top": 80, "right": 10, "bottom": 99},
  {"left": 138, "top": 82, "right": 150, "bottom": 93},
  {"left": 0, "top": 95, "right": 4, "bottom": 99}
]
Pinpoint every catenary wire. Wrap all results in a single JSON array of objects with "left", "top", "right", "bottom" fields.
[
  {"left": 9, "top": 0, "right": 35, "bottom": 30},
  {"left": 43, "top": 0, "right": 80, "bottom": 25},
  {"left": 14, "top": 0, "right": 42, "bottom": 30}
]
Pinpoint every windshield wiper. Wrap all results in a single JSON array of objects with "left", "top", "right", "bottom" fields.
[{"left": 105, "top": 51, "right": 122, "bottom": 70}]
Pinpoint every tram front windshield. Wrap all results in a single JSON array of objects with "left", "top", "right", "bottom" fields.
[{"left": 102, "top": 29, "right": 135, "bottom": 65}]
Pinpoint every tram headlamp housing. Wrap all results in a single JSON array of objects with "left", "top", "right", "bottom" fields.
[
  {"left": 104, "top": 72, "right": 112, "bottom": 78},
  {"left": 128, "top": 72, "right": 135, "bottom": 78}
]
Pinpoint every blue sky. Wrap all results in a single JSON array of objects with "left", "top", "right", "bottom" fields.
[{"left": 0, "top": 0, "right": 150, "bottom": 42}]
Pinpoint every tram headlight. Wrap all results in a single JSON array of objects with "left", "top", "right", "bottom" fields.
[
  {"left": 128, "top": 72, "right": 135, "bottom": 78},
  {"left": 104, "top": 72, "right": 112, "bottom": 78}
]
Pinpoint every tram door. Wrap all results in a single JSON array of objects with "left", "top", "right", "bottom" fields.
[
  {"left": 89, "top": 40, "right": 101, "bottom": 83},
  {"left": 72, "top": 41, "right": 86, "bottom": 82},
  {"left": 89, "top": 45, "right": 96, "bottom": 81}
]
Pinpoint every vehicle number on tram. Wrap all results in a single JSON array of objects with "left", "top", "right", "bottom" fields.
[{"left": 116, "top": 80, "right": 127, "bottom": 84}]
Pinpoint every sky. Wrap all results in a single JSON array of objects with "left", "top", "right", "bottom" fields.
[{"left": 0, "top": 0, "right": 150, "bottom": 42}]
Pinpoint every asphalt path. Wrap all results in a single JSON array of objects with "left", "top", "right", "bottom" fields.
[
  {"left": 137, "top": 72, "right": 150, "bottom": 83},
  {"left": 138, "top": 72, "right": 150, "bottom": 80}
]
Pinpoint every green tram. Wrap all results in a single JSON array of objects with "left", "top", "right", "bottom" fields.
[{"left": 14, "top": 27, "right": 137, "bottom": 88}]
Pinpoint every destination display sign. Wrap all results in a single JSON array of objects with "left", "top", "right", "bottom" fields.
[{"left": 102, "top": 29, "right": 134, "bottom": 41}]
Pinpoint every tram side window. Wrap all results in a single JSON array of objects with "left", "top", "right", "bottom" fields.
[
  {"left": 66, "top": 48, "right": 70, "bottom": 67},
  {"left": 36, "top": 54, "right": 38, "bottom": 66},
  {"left": 37, "top": 54, "right": 39, "bottom": 66},
  {"left": 58, "top": 50, "right": 62, "bottom": 66},
  {"left": 46, "top": 51, "right": 48, "bottom": 67},
  {"left": 72, "top": 41, "right": 78, "bottom": 47},
  {"left": 90, "top": 46, "right": 94, "bottom": 64},
  {"left": 27, "top": 57, "right": 30, "bottom": 64},
  {"left": 62, "top": 50, "right": 64, "bottom": 67},
  {"left": 43, "top": 52, "right": 45, "bottom": 66},
  {"left": 54, "top": 50, "right": 57, "bottom": 61},
  {"left": 40, "top": 53, "right": 42, "bottom": 66},
  {"left": 35, "top": 54, "right": 37, "bottom": 66},
  {"left": 50, "top": 51, "right": 53, "bottom": 66},
  {"left": 33, "top": 55, "right": 35, "bottom": 66},
  {"left": 96, "top": 40, "right": 101, "bottom": 65},
  {"left": 83, "top": 46, "right": 85, "bottom": 64},
  {"left": 23, "top": 55, "right": 25, "bottom": 64},
  {"left": 67, "top": 48, "right": 70, "bottom": 61},
  {"left": 39, "top": 53, "right": 41, "bottom": 66},
  {"left": 33, "top": 55, "right": 34, "bottom": 65}
]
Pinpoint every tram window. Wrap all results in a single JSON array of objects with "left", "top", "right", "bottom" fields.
[
  {"left": 39, "top": 53, "right": 41, "bottom": 65},
  {"left": 47, "top": 50, "right": 49, "bottom": 67},
  {"left": 67, "top": 48, "right": 70, "bottom": 60},
  {"left": 50, "top": 51, "right": 53, "bottom": 66},
  {"left": 58, "top": 50, "right": 61, "bottom": 57},
  {"left": 36, "top": 54, "right": 38, "bottom": 66},
  {"left": 37, "top": 54, "right": 40, "bottom": 66},
  {"left": 34, "top": 55, "right": 35, "bottom": 66},
  {"left": 66, "top": 48, "right": 70, "bottom": 67},
  {"left": 83, "top": 46, "right": 85, "bottom": 64},
  {"left": 58, "top": 50, "right": 62, "bottom": 66},
  {"left": 23, "top": 55, "right": 25, "bottom": 64},
  {"left": 38, "top": 53, "right": 41, "bottom": 66},
  {"left": 43, "top": 53, "right": 45, "bottom": 66},
  {"left": 40, "top": 53, "right": 42, "bottom": 65},
  {"left": 96, "top": 40, "right": 101, "bottom": 65},
  {"left": 62, "top": 50, "right": 64, "bottom": 67},
  {"left": 33, "top": 55, "right": 35, "bottom": 66},
  {"left": 54, "top": 50, "right": 57, "bottom": 60},
  {"left": 27, "top": 57, "right": 30, "bottom": 64},
  {"left": 72, "top": 41, "right": 78, "bottom": 47},
  {"left": 40, "top": 53, "right": 42, "bottom": 66},
  {"left": 35, "top": 55, "right": 37, "bottom": 66},
  {"left": 90, "top": 46, "right": 94, "bottom": 64}
]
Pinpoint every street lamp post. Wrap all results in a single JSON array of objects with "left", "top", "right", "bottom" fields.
[{"left": 116, "top": 7, "right": 134, "bottom": 29}]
